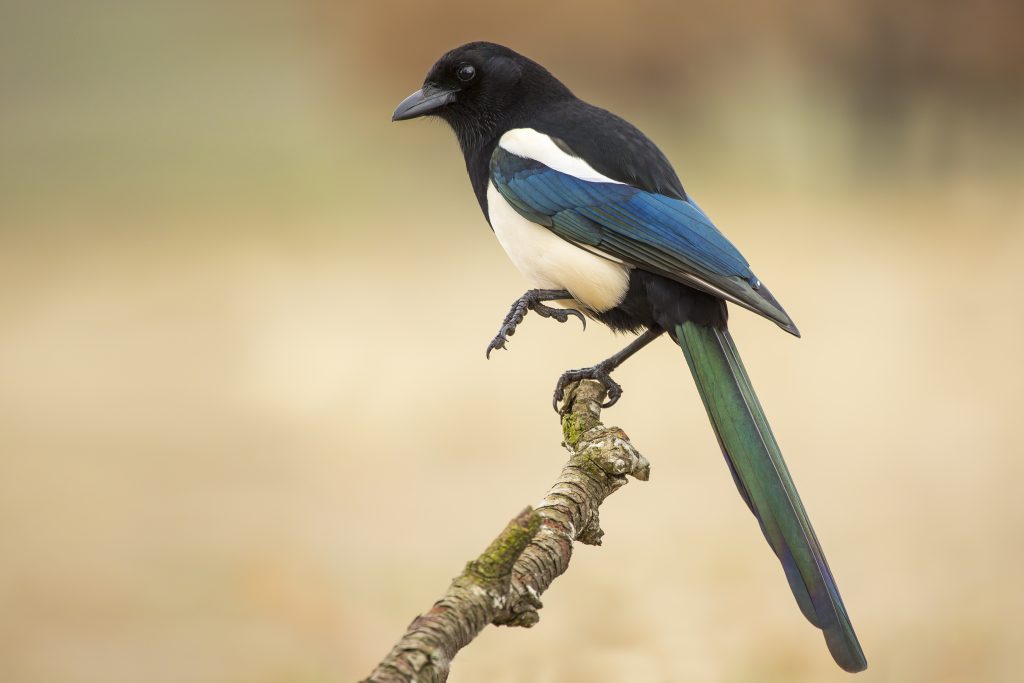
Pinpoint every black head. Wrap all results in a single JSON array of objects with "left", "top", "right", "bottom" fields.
[{"left": 392, "top": 42, "right": 572, "bottom": 149}]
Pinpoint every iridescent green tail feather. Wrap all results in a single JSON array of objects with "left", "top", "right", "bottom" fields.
[{"left": 676, "top": 321, "right": 867, "bottom": 673}]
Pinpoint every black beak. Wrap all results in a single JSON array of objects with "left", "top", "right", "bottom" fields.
[{"left": 392, "top": 85, "right": 456, "bottom": 121}]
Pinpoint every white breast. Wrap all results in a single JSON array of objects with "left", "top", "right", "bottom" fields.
[{"left": 486, "top": 183, "right": 630, "bottom": 313}]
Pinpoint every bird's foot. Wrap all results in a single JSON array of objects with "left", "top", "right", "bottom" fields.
[
  {"left": 486, "top": 290, "right": 586, "bottom": 358},
  {"left": 552, "top": 361, "right": 623, "bottom": 411}
]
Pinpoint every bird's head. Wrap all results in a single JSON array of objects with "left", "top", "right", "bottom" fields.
[{"left": 392, "top": 42, "right": 571, "bottom": 147}]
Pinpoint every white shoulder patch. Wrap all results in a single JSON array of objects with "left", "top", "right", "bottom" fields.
[{"left": 498, "top": 128, "right": 624, "bottom": 185}]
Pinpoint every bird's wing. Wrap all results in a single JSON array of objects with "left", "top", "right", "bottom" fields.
[{"left": 489, "top": 130, "right": 799, "bottom": 335}]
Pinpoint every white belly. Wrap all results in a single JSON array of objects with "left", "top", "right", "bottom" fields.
[{"left": 486, "top": 184, "right": 630, "bottom": 313}]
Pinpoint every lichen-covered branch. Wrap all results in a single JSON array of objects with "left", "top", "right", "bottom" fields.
[{"left": 362, "top": 380, "right": 651, "bottom": 683}]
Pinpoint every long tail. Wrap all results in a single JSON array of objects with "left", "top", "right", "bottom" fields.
[{"left": 676, "top": 321, "right": 867, "bottom": 673}]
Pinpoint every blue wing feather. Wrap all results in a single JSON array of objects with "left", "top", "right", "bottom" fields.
[{"left": 490, "top": 147, "right": 799, "bottom": 334}]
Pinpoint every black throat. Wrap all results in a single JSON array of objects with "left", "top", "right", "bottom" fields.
[{"left": 463, "top": 134, "right": 500, "bottom": 219}]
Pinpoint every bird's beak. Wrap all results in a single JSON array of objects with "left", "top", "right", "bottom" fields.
[{"left": 391, "top": 85, "right": 455, "bottom": 121}]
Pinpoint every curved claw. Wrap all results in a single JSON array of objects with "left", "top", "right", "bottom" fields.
[
  {"left": 564, "top": 307, "right": 587, "bottom": 331},
  {"left": 552, "top": 386, "right": 566, "bottom": 413},
  {"left": 600, "top": 384, "right": 622, "bottom": 408},
  {"left": 485, "top": 336, "right": 507, "bottom": 359},
  {"left": 487, "top": 319, "right": 523, "bottom": 358},
  {"left": 552, "top": 375, "right": 576, "bottom": 411}
]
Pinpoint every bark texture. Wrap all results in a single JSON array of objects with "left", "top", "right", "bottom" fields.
[{"left": 362, "top": 380, "right": 651, "bottom": 683}]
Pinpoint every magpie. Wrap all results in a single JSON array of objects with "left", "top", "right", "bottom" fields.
[{"left": 392, "top": 41, "right": 866, "bottom": 673}]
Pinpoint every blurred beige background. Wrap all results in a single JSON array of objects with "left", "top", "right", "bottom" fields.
[{"left": 2, "top": 1, "right": 1023, "bottom": 682}]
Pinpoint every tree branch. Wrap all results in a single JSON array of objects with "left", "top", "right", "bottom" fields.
[{"left": 362, "top": 380, "right": 651, "bottom": 683}]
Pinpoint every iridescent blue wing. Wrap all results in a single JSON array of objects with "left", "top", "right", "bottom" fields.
[{"left": 490, "top": 146, "right": 799, "bottom": 335}]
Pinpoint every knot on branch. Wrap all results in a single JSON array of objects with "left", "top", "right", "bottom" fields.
[{"left": 561, "top": 381, "right": 651, "bottom": 484}]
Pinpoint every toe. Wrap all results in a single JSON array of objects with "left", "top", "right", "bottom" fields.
[{"left": 485, "top": 339, "right": 506, "bottom": 359}]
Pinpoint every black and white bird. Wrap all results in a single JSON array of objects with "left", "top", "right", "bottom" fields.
[{"left": 392, "top": 41, "right": 866, "bottom": 673}]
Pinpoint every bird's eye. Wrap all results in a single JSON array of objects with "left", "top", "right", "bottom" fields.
[{"left": 456, "top": 64, "right": 476, "bottom": 82}]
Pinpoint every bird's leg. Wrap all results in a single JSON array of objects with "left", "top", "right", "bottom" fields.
[
  {"left": 486, "top": 289, "right": 587, "bottom": 358},
  {"left": 553, "top": 328, "right": 665, "bottom": 410}
]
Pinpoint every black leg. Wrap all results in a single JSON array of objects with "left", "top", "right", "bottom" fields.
[
  {"left": 486, "top": 289, "right": 587, "bottom": 358},
  {"left": 553, "top": 328, "right": 665, "bottom": 411}
]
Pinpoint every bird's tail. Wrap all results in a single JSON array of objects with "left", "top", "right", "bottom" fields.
[{"left": 675, "top": 321, "right": 867, "bottom": 673}]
